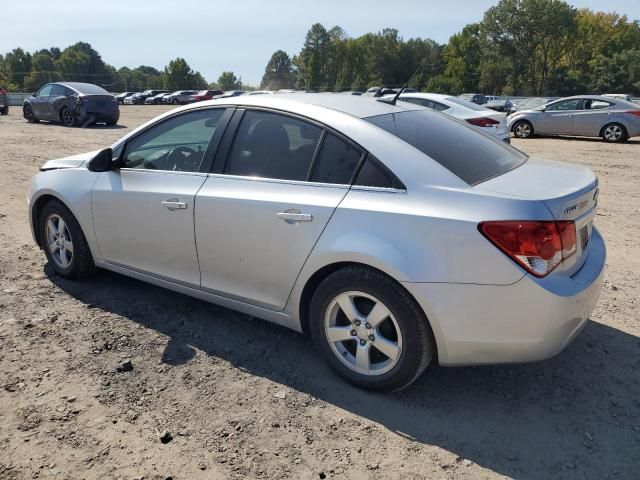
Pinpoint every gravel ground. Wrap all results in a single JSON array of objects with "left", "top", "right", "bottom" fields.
[{"left": 1, "top": 106, "right": 639, "bottom": 480}]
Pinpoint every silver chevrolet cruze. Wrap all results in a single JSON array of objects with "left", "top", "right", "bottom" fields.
[{"left": 28, "top": 94, "right": 605, "bottom": 391}]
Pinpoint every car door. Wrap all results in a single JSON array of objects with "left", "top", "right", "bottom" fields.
[
  {"left": 195, "top": 109, "right": 363, "bottom": 310},
  {"left": 32, "top": 84, "right": 53, "bottom": 119},
  {"left": 537, "top": 98, "right": 582, "bottom": 134},
  {"left": 572, "top": 99, "right": 614, "bottom": 136},
  {"left": 92, "top": 107, "right": 232, "bottom": 286},
  {"left": 47, "top": 84, "right": 68, "bottom": 120}
]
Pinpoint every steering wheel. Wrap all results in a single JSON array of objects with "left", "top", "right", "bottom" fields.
[{"left": 167, "top": 146, "right": 200, "bottom": 171}]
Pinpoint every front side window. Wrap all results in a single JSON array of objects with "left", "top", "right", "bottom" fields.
[
  {"left": 310, "top": 133, "right": 362, "bottom": 184},
  {"left": 37, "top": 85, "right": 53, "bottom": 97},
  {"left": 225, "top": 110, "right": 322, "bottom": 181},
  {"left": 547, "top": 99, "right": 582, "bottom": 111},
  {"left": 122, "top": 108, "right": 224, "bottom": 172},
  {"left": 365, "top": 110, "right": 527, "bottom": 186}
]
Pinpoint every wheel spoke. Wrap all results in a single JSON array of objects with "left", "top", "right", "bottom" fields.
[
  {"left": 336, "top": 293, "right": 360, "bottom": 322},
  {"left": 371, "top": 336, "right": 400, "bottom": 361},
  {"left": 58, "top": 249, "right": 69, "bottom": 267},
  {"left": 57, "top": 218, "right": 67, "bottom": 236},
  {"left": 47, "top": 218, "right": 58, "bottom": 236},
  {"left": 48, "top": 240, "right": 58, "bottom": 253},
  {"left": 326, "top": 326, "right": 354, "bottom": 343},
  {"left": 63, "top": 239, "right": 73, "bottom": 254},
  {"left": 355, "top": 343, "right": 371, "bottom": 373},
  {"left": 366, "top": 301, "right": 390, "bottom": 329}
]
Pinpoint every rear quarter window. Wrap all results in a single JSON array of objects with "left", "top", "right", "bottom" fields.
[{"left": 365, "top": 110, "right": 527, "bottom": 186}]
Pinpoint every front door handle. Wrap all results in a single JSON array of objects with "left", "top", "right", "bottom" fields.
[
  {"left": 277, "top": 209, "right": 313, "bottom": 223},
  {"left": 161, "top": 199, "right": 187, "bottom": 210}
]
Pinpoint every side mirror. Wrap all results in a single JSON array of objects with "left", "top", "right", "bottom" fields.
[{"left": 87, "top": 148, "right": 114, "bottom": 172}]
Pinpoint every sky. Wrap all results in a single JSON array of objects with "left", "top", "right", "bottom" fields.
[{"left": 2, "top": 0, "right": 640, "bottom": 86}]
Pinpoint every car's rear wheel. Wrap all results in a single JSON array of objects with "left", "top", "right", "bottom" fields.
[
  {"left": 310, "top": 266, "right": 435, "bottom": 392},
  {"left": 172, "top": 99, "right": 179, "bottom": 105},
  {"left": 24, "top": 104, "right": 38, "bottom": 123},
  {"left": 601, "top": 123, "right": 627, "bottom": 143},
  {"left": 512, "top": 120, "right": 533, "bottom": 139},
  {"left": 1, "top": 105, "right": 8, "bottom": 115},
  {"left": 61, "top": 108, "right": 76, "bottom": 127},
  {"left": 39, "top": 199, "right": 95, "bottom": 278}
]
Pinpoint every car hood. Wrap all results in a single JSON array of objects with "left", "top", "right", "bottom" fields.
[{"left": 40, "top": 150, "right": 99, "bottom": 171}]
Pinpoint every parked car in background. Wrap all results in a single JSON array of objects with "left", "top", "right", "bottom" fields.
[
  {"left": 126, "top": 90, "right": 168, "bottom": 105},
  {"left": 395, "top": 93, "right": 510, "bottom": 142},
  {"left": 509, "top": 95, "right": 640, "bottom": 142},
  {"left": 27, "top": 93, "right": 605, "bottom": 391},
  {"left": 339, "top": 91, "right": 363, "bottom": 95},
  {"left": 213, "top": 90, "right": 247, "bottom": 99},
  {"left": 163, "top": 90, "right": 198, "bottom": 105},
  {"left": 604, "top": 93, "right": 631, "bottom": 102},
  {"left": 114, "top": 92, "right": 136, "bottom": 105},
  {"left": 188, "top": 90, "right": 224, "bottom": 102},
  {"left": 364, "top": 86, "right": 417, "bottom": 97},
  {"left": 513, "top": 97, "right": 557, "bottom": 112},
  {"left": 145, "top": 92, "right": 171, "bottom": 105},
  {"left": 23, "top": 82, "right": 119, "bottom": 127},
  {"left": 484, "top": 98, "right": 515, "bottom": 114},
  {"left": 247, "top": 90, "right": 275, "bottom": 96},
  {"left": 459, "top": 93, "right": 487, "bottom": 105},
  {"left": 0, "top": 85, "right": 8, "bottom": 115}
]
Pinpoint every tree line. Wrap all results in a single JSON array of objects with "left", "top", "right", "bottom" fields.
[
  {"left": 2, "top": 0, "right": 639, "bottom": 96},
  {"left": 0, "top": 42, "right": 244, "bottom": 93},
  {"left": 261, "top": 0, "right": 640, "bottom": 96}
]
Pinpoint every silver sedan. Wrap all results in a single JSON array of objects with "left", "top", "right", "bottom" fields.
[
  {"left": 509, "top": 95, "right": 640, "bottom": 142},
  {"left": 28, "top": 94, "right": 605, "bottom": 391}
]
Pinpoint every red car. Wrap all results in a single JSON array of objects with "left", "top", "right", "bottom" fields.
[{"left": 188, "top": 90, "right": 224, "bottom": 103}]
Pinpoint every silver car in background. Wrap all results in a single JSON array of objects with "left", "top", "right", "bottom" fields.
[
  {"left": 509, "top": 95, "right": 640, "bottom": 142},
  {"left": 27, "top": 94, "right": 605, "bottom": 391}
]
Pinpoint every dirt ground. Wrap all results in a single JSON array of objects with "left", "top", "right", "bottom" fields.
[{"left": 0, "top": 106, "right": 638, "bottom": 480}]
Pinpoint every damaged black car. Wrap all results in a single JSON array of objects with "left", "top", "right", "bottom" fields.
[{"left": 23, "top": 82, "right": 119, "bottom": 127}]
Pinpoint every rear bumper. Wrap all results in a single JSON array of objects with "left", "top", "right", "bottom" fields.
[{"left": 403, "top": 228, "right": 606, "bottom": 366}]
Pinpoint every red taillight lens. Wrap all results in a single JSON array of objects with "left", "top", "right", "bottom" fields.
[
  {"left": 467, "top": 117, "right": 500, "bottom": 127},
  {"left": 627, "top": 110, "right": 640, "bottom": 117},
  {"left": 478, "top": 220, "right": 577, "bottom": 277}
]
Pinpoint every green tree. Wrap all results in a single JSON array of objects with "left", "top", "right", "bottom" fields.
[
  {"left": 164, "top": 57, "right": 201, "bottom": 90},
  {"left": 55, "top": 42, "right": 112, "bottom": 85},
  {"left": 217, "top": 71, "right": 242, "bottom": 91},
  {"left": 1, "top": 48, "right": 32, "bottom": 90},
  {"left": 261, "top": 50, "right": 295, "bottom": 89},
  {"left": 24, "top": 49, "right": 58, "bottom": 91},
  {"left": 296, "top": 23, "right": 331, "bottom": 90}
]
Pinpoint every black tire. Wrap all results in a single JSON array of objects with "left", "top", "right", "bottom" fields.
[
  {"left": 172, "top": 99, "right": 179, "bottom": 105},
  {"left": 601, "top": 123, "right": 628, "bottom": 143},
  {"left": 24, "top": 104, "right": 38, "bottom": 123},
  {"left": 61, "top": 107, "right": 76, "bottom": 127},
  {"left": 39, "top": 199, "right": 96, "bottom": 279},
  {"left": 512, "top": 120, "right": 533, "bottom": 139},
  {"left": 309, "top": 266, "right": 435, "bottom": 392},
  {"left": 1, "top": 105, "right": 8, "bottom": 115}
]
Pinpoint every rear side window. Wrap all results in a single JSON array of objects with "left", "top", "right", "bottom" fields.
[
  {"left": 50, "top": 85, "right": 66, "bottom": 97},
  {"left": 365, "top": 110, "right": 527, "bottom": 186},
  {"left": 354, "top": 155, "right": 404, "bottom": 189},
  {"left": 310, "top": 133, "right": 362, "bottom": 184},
  {"left": 225, "top": 110, "right": 322, "bottom": 181}
]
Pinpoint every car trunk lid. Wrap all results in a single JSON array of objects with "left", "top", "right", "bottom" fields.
[
  {"left": 476, "top": 157, "right": 599, "bottom": 274},
  {"left": 82, "top": 95, "right": 116, "bottom": 109}
]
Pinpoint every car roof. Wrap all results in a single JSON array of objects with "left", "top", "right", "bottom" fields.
[{"left": 197, "top": 92, "right": 425, "bottom": 119}]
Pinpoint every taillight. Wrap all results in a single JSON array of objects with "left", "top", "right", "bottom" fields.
[
  {"left": 467, "top": 117, "right": 500, "bottom": 127},
  {"left": 627, "top": 110, "right": 640, "bottom": 117},
  {"left": 478, "top": 220, "right": 577, "bottom": 277}
]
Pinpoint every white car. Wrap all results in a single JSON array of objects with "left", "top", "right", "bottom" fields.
[
  {"left": 28, "top": 94, "right": 605, "bottom": 391},
  {"left": 393, "top": 92, "right": 510, "bottom": 142}
]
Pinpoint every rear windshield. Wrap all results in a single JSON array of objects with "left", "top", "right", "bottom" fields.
[
  {"left": 70, "top": 83, "right": 109, "bottom": 95},
  {"left": 445, "top": 97, "right": 488, "bottom": 111},
  {"left": 365, "top": 110, "right": 527, "bottom": 185}
]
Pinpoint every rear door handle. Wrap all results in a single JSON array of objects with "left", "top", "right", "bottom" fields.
[
  {"left": 277, "top": 209, "right": 313, "bottom": 223},
  {"left": 161, "top": 199, "right": 187, "bottom": 210}
]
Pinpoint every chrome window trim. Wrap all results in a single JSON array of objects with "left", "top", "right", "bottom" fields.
[
  {"left": 350, "top": 185, "right": 407, "bottom": 194},
  {"left": 118, "top": 168, "right": 208, "bottom": 177},
  {"left": 203, "top": 172, "right": 351, "bottom": 189}
]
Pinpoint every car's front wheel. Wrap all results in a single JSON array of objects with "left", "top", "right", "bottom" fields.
[
  {"left": 512, "top": 120, "right": 533, "bottom": 139},
  {"left": 310, "top": 266, "right": 435, "bottom": 392},
  {"left": 39, "top": 199, "right": 95, "bottom": 278},
  {"left": 24, "top": 104, "right": 38, "bottom": 123},
  {"left": 601, "top": 123, "right": 628, "bottom": 143}
]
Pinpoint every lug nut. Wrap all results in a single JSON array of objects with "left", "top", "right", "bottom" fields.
[
  {"left": 368, "top": 334, "right": 375, "bottom": 341},
  {"left": 365, "top": 323, "right": 371, "bottom": 329},
  {"left": 359, "top": 340, "right": 366, "bottom": 346},
  {"left": 350, "top": 329, "right": 357, "bottom": 336},
  {"left": 355, "top": 320, "right": 361, "bottom": 326}
]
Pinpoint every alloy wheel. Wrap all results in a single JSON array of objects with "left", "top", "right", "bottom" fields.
[
  {"left": 45, "top": 214, "right": 74, "bottom": 269},
  {"left": 62, "top": 109, "right": 74, "bottom": 127},
  {"left": 24, "top": 106, "right": 34, "bottom": 121},
  {"left": 604, "top": 125, "right": 623, "bottom": 142},
  {"left": 324, "top": 291, "right": 402, "bottom": 376},
  {"left": 514, "top": 122, "right": 531, "bottom": 138}
]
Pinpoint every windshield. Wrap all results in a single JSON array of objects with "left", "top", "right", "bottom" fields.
[
  {"left": 70, "top": 83, "right": 110, "bottom": 95},
  {"left": 365, "top": 110, "right": 527, "bottom": 186}
]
